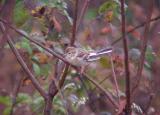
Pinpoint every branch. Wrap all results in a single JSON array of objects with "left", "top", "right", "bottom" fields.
[
  {"left": 0, "top": 0, "right": 16, "bottom": 47},
  {"left": 110, "top": 54, "right": 120, "bottom": 105},
  {"left": 0, "top": 19, "right": 69, "bottom": 64},
  {"left": 131, "top": 0, "right": 154, "bottom": 94},
  {"left": 76, "top": 0, "right": 90, "bottom": 30},
  {"left": 44, "top": 0, "right": 79, "bottom": 114},
  {"left": 82, "top": 72, "right": 119, "bottom": 108},
  {"left": 92, "top": 76, "right": 110, "bottom": 91},
  {"left": 111, "top": 15, "right": 160, "bottom": 46},
  {"left": 120, "top": 0, "right": 131, "bottom": 114},
  {"left": 10, "top": 73, "right": 23, "bottom": 115},
  {"left": 44, "top": 60, "right": 58, "bottom": 115},
  {"left": 44, "top": 63, "right": 69, "bottom": 115},
  {"left": 70, "top": 0, "right": 79, "bottom": 46},
  {"left": 0, "top": 19, "right": 118, "bottom": 108},
  {"left": 0, "top": 23, "right": 47, "bottom": 99}
]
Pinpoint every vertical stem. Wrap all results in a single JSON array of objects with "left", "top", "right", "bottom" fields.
[
  {"left": 120, "top": 0, "right": 131, "bottom": 114},
  {"left": 10, "top": 73, "right": 22, "bottom": 115},
  {"left": 131, "top": 0, "right": 154, "bottom": 94},
  {"left": 44, "top": 0, "right": 79, "bottom": 114},
  {"left": 70, "top": 0, "right": 79, "bottom": 46},
  {"left": 76, "top": 0, "right": 90, "bottom": 30},
  {"left": 110, "top": 54, "right": 120, "bottom": 105}
]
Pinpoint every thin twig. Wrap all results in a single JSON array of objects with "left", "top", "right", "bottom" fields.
[
  {"left": 53, "top": 61, "right": 69, "bottom": 115},
  {"left": 0, "top": 23, "right": 47, "bottom": 99},
  {"left": 110, "top": 54, "right": 120, "bottom": 105},
  {"left": 92, "top": 76, "right": 110, "bottom": 91},
  {"left": 44, "top": 60, "right": 58, "bottom": 115},
  {"left": 131, "top": 0, "right": 154, "bottom": 94},
  {"left": 76, "top": 0, "right": 90, "bottom": 30},
  {"left": 10, "top": 73, "right": 23, "bottom": 115},
  {"left": 111, "top": 15, "right": 160, "bottom": 46},
  {"left": 120, "top": 0, "right": 131, "bottom": 114},
  {"left": 82, "top": 72, "right": 119, "bottom": 108},
  {"left": 144, "top": 93, "right": 154, "bottom": 114}
]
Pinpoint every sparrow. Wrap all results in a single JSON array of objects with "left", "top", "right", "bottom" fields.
[{"left": 64, "top": 46, "right": 112, "bottom": 67}]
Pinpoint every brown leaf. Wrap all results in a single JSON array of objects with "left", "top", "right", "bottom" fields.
[
  {"left": 34, "top": 52, "right": 49, "bottom": 64},
  {"left": 22, "top": 77, "right": 32, "bottom": 86},
  {"left": 100, "top": 27, "right": 112, "bottom": 34}
]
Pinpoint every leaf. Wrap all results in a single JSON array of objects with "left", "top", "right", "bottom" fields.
[
  {"left": 85, "top": 8, "right": 97, "bottom": 20},
  {"left": 104, "top": 10, "right": 114, "bottom": 22},
  {"left": 99, "top": 57, "right": 111, "bottom": 68},
  {"left": 99, "top": 0, "right": 118, "bottom": 14},
  {"left": 100, "top": 27, "right": 112, "bottom": 34},
  {"left": 31, "top": 96, "right": 44, "bottom": 113},
  {"left": 31, "top": 56, "right": 40, "bottom": 64},
  {"left": 20, "top": 39, "right": 33, "bottom": 54},
  {"left": 40, "top": 64, "right": 51, "bottom": 77},
  {"left": 145, "top": 46, "right": 155, "bottom": 64},
  {"left": 22, "top": 78, "right": 32, "bottom": 86},
  {"left": 3, "top": 107, "right": 11, "bottom": 115},
  {"left": 13, "top": 1, "right": 30, "bottom": 26},
  {"left": 0, "top": 96, "right": 11, "bottom": 106},
  {"left": 16, "top": 93, "right": 32, "bottom": 104},
  {"left": 33, "top": 63, "right": 41, "bottom": 76},
  {"left": 34, "top": 52, "right": 49, "bottom": 64}
]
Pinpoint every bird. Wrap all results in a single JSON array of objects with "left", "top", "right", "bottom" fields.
[{"left": 64, "top": 46, "right": 112, "bottom": 67}]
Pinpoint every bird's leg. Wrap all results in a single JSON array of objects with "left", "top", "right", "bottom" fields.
[{"left": 77, "top": 66, "right": 86, "bottom": 77}]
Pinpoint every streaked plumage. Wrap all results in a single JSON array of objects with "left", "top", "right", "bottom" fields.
[{"left": 64, "top": 47, "right": 112, "bottom": 66}]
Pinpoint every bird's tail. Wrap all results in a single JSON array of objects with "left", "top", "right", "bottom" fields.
[
  {"left": 86, "top": 47, "right": 112, "bottom": 62},
  {"left": 96, "top": 47, "right": 112, "bottom": 55}
]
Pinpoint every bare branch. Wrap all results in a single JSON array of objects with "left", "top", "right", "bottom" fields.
[
  {"left": 82, "top": 72, "right": 119, "bottom": 109},
  {"left": 120, "top": 0, "right": 131, "bottom": 114},
  {"left": 10, "top": 73, "right": 23, "bottom": 115},
  {"left": 77, "top": 0, "right": 90, "bottom": 30},
  {"left": 131, "top": 0, "right": 154, "bottom": 94},
  {"left": 111, "top": 15, "right": 160, "bottom": 46},
  {"left": 70, "top": 0, "right": 79, "bottom": 46},
  {"left": 110, "top": 54, "right": 120, "bottom": 105}
]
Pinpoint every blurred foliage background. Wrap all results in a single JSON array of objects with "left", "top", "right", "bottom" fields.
[{"left": 0, "top": 0, "right": 160, "bottom": 115}]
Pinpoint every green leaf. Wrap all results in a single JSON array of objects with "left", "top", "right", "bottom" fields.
[
  {"left": 13, "top": 1, "right": 30, "bottom": 26},
  {"left": 33, "top": 63, "right": 41, "bottom": 76},
  {"left": 99, "top": 57, "right": 111, "bottom": 68},
  {"left": 85, "top": 8, "right": 97, "bottom": 20},
  {"left": 31, "top": 96, "right": 44, "bottom": 114},
  {"left": 99, "top": 0, "right": 118, "bottom": 14},
  {"left": 145, "top": 46, "right": 155, "bottom": 70},
  {"left": 20, "top": 39, "right": 32, "bottom": 54},
  {"left": 40, "top": 64, "right": 51, "bottom": 77},
  {"left": 16, "top": 93, "right": 32, "bottom": 104},
  {"left": 0, "top": 96, "right": 11, "bottom": 106},
  {"left": 3, "top": 107, "right": 11, "bottom": 115},
  {"left": 31, "top": 56, "right": 40, "bottom": 64}
]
